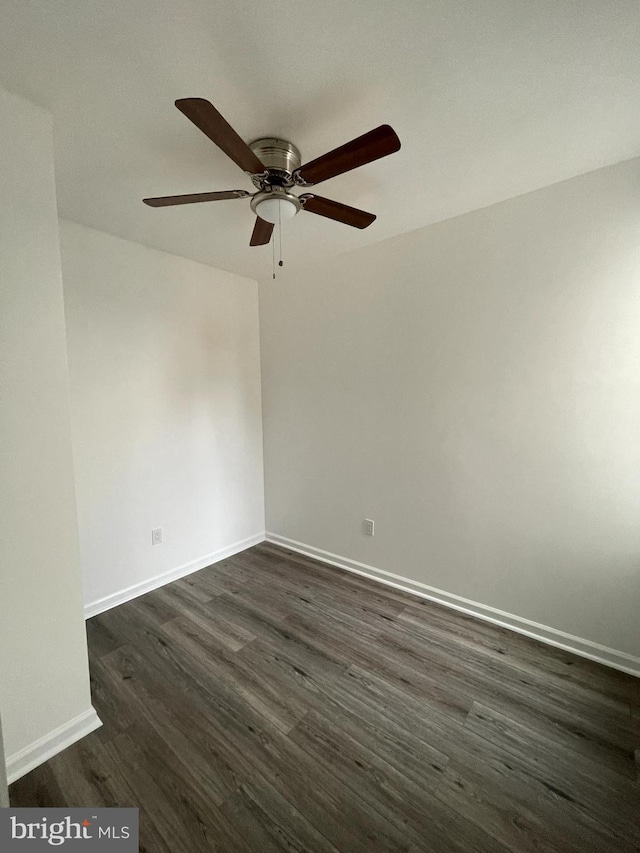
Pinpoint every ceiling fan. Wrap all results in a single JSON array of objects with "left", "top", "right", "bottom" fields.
[{"left": 143, "top": 98, "right": 401, "bottom": 246}]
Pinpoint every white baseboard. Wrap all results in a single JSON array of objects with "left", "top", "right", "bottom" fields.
[
  {"left": 84, "top": 532, "right": 266, "bottom": 619},
  {"left": 265, "top": 532, "right": 640, "bottom": 678},
  {"left": 7, "top": 708, "right": 102, "bottom": 784}
]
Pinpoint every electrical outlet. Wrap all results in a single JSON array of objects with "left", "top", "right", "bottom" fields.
[
  {"left": 151, "top": 527, "right": 162, "bottom": 546},
  {"left": 364, "top": 518, "right": 375, "bottom": 536}
]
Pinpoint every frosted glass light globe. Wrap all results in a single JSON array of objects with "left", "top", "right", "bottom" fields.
[{"left": 255, "top": 197, "right": 298, "bottom": 224}]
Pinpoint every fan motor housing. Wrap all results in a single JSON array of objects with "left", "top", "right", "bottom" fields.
[{"left": 249, "top": 137, "right": 301, "bottom": 186}]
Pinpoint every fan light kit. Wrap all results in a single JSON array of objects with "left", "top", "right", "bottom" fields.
[
  {"left": 250, "top": 188, "right": 300, "bottom": 224},
  {"left": 143, "top": 98, "right": 401, "bottom": 272}
]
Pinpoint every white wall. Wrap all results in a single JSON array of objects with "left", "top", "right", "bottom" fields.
[
  {"left": 0, "top": 712, "right": 8, "bottom": 806},
  {"left": 60, "top": 221, "right": 265, "bottom": 612},
  {"left": 260, "top": 156, "right": 640, "bottom": 663},
  {"left": 0, "top": 87, "right": 96, "bottom": 777}
]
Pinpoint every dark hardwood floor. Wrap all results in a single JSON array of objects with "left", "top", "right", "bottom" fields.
[{"left": 11, "top": 542, "right": 640, "bottom": 852}]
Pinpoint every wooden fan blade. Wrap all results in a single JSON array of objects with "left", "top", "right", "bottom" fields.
[
  {"left": 143, "top": 190, "right": 249, "bottom": 207},
  {"left": 294, "top": 125, "right": 400, "bottom": 186},
  {"left": 250, "top": 216, "right": 274, "bottom": 246},
  {"left": 300, "top": 194, "right": 376, "bottom": 229},
  {"left": 175, "top": 98, "right": 265, "bottom": 174}
]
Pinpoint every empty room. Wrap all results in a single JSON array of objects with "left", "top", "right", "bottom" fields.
[{"left": 1, "top": 1, "right": 639, "bottom": 851}]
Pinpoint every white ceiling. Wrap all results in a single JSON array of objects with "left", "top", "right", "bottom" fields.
[{"left": 1, "top": 1, "right": 639, "bottom": 281}]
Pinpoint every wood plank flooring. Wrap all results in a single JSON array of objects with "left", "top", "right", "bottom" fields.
[{"left": 10, "top": 543, "right": 640, "bottom": 852}]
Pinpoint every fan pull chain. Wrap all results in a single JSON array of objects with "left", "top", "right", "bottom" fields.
[
  {"left": 271, "top": 205, "right": 284, "bottom": 280},
  {"left": 272, "top": 224, "right": 276, "bottom": 279}
]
